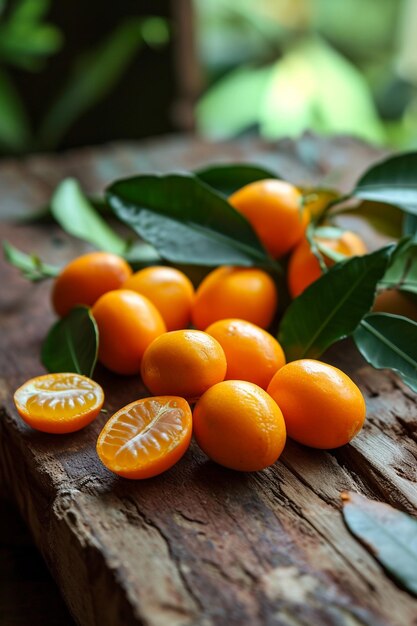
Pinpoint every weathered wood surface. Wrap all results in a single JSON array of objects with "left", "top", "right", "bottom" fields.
[{"left": 1, "top": 135, "right": 417, "bottom": 626}]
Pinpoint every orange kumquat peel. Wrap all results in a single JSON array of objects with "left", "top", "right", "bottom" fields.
[
  {"left": 192, "top": 266, "right": 278, "bottom": 331},
  {"left": 96, "top": 396, "right": 192, "bottom": 479},
  {"left": 141, "top": 330, "right": 227, "bottom": 401},
  {"left": 52, "top": 251, "right": 132, "bottom": 317},
  {"left": 267, "top": 359, "right": 366, "bottom": 449},
  {"left": 193, "top": 380, "right": 286, "bottom": 471},
  {"left": 13, "top": 373, "right": 104, "bottom": 434},
  {"left": 123, "top": 266, "right": 195, "bottom": 331},
  {"left": 205, "top": 318, "right": 286, "bottom": 390},
  {"left": 229, "top": 179, "right": 308, "bottom": 258}
]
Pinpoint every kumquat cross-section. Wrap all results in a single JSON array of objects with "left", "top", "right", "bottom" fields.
[
  {"left": 14, "top": 373, "right": 104, "bottom": 434},
  {"left": 96, "top": 396, "right": 192, "bottom": 479}
]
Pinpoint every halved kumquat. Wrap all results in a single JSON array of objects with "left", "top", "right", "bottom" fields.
[
  {"left": 96, "top": 396, "right": 192, "bottom": 479},
  {"left": 13, "top": 373, "right": 104, "bottom": 434}
]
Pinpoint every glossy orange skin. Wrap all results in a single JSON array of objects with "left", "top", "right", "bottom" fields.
[
  {"left": 205, "top": 318, "right": 285, "bottom": 389},
  {"left": 192, "top": 266, "right": 278, "bottom": 330},
  {"left": 229, "top": 179, "right": 308, "bottom": 258},
  {"left": 52, "top": 251, "right": 132, "bottom": 317},
  {"left": 13, "top": 373, "right": 104, "bottom": 434},
  {"left": 193, "top": 380, "right": 286, "bottom": 471},
  {"left": 123, "top": 266, "right": 195, "bottom": 331},
  {"left": 96, "top": 396, "right": 192, "bottom": 479},
  {"left": 141, "top": 330, "right": 227, "bottom": 401},
  {"left": 92, "top": 289, "right": 166, "bottom": 375},
  {"left": 267, "top": 359, "right": 366, "bottom": 449},
  {"left": 288, "top": 231, "right": 367, "bottom": 298}
]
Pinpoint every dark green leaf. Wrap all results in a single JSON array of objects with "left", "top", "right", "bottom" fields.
[
  {"left": 41, "top": 306, "right": 98, "bottom": 378},
  {"left": 3, "top": 240, "right": 59, "bottom": 281},
  {"left": 107, "top": 172, "right": 274, "bottom": 268},
  {"left": 279, "top": 246, "right": 393, "bottom": 360},
  {"left": 51, "top": 178, "right": 127, "bottom": 254},
  {"left": 194, "top": 163, "right": 278, "bottom": 196},
  {"left": 353, "top": 152, "right": 417, "bottom": 214},
  {"left": 336, "top": 200, "right": 403, "bottom": 239},
  {"left": 9, "top": 0, "right": 50, "bottom": 23},
  {"left": 380, "top": 239, "right": 417, "bottom": 294},
  {"left": 354, "top": 313, "right": 417, "bottom": 392},
  {"left": 0, "top": 0, "right": 62, "bottom": 71},
  {"left": 403, "top": 213, "right": 417, "bottom": 237},
  {"left": 0, "top": 69, "right": 30, "bottom": 151},
  {"left": 342, "top": 491, "right": 417, "bottom": 596},
  {"left": 38, "top": 18, "right": 146, "bottom": 148}
]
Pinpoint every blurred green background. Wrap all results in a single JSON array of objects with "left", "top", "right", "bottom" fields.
[
  {"left": 0, "top": 0, "right": 416, "bottom": 156},
  {"left": 195, "top": 0, "right": 417, "bottom": 149}
]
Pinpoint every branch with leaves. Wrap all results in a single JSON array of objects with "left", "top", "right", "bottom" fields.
[{"left": 4, "top": 151, "right": 417, "bottom": 392}]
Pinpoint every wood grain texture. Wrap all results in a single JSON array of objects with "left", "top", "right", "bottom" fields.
[{"left": 1, "top": 134, "right": 416, "bottom": 626}]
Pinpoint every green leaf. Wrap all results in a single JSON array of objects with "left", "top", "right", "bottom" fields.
[
  {"left": 196, "top": 64, "right": 274, "bottom": 138},
  {"left": 107, "top": 172, "right": 274, "bottom": 268},
  {"left": 354, "top": 313, "right": 417, "bottom": 393},
  {"left": 335, "top": 200, "right": 403, "bottom": 239},
  {"left": 353, "top": 152, "right": 417, "bottom": 214},
  {"left": 3, "top": 240, "right": 59, "bottom": 281},
  {"left": 0, "top": 0, "right": 62, "bottom": 70},
  {"left": 38, "top": 18, "right": 147, "bottom": 148},
  {"left": 380, "top": 239, "right": 417, "bottom": 294},
  {"left": 51, "top": 178, "right": 127, "bottom": 255},
  {"left": 342, "top": 491, "right": 417, "bottom": 596},
  {"left": 279, "top": 246, "right": 393, "bottom": 360},
  {"left": 403, "top": 213, "right": 417, "bottom": 237},
  {"left": 195, "top": 163, "right": 278, "bottom": 196},
  {"left": 8, "top": 0, "right": 50, "bottom": 24},
  {"left": 41, "top": 306, "right": 98, "bottom": 378},
  {"left": 0, "top": 69, "right": 30, "bottom": 151},
  {"left": 124, "top": 241, "right": 161, "bottom": 267}
]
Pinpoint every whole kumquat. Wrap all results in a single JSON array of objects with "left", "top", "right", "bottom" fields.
[
  {"left": 205, "top": 318, "right": 285, "bottom": 389},
  {"left": 288, "top": 230, "right": 367, "bottom": 298},
  {"left": 373, "top": 288, "right": 417, "bottom": 322},
  {"left": 14, "top": 373, "right": 104, "bottom": 434},
  {"left": 52, "top": 251, "right": 132, "bottom": 317},
  {"left": 192, "top": 266, "right": 278, "bottom": 330},
  {"left": 92, "top": 289, "right": 166, "bottom": 375},
  {"left": 229, "top": 179, "right": 308, "bottom": 258},
  {"left": 97, "top": 396, "right": 192, "bottom": 479},
  {"left": 141, "top": 329, "right": 227, "bottom": 401},
  {"left": 193, "top": 380, "right": 286, "bottom": 471},
  {"left": 267, "top": 359, "right": 366, "bottom": 449},
  {"left": 123, "top": 265, "right": 195, "bottom": 331}
]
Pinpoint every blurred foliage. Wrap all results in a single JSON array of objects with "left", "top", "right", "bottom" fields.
[
  {"left": 0, "top": 0, "right": 169, "bottom": 154},
  {"left": 195, "top": 0, "right": 417, "bottom": 148}
]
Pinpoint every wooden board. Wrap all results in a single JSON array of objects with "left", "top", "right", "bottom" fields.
[{"left": 1, "top": 135, "right": 417, "bottom": 626}]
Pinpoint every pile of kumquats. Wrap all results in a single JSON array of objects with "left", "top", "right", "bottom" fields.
[{"left": 14, "top": 179, "right": 370, "bottom": 479}]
